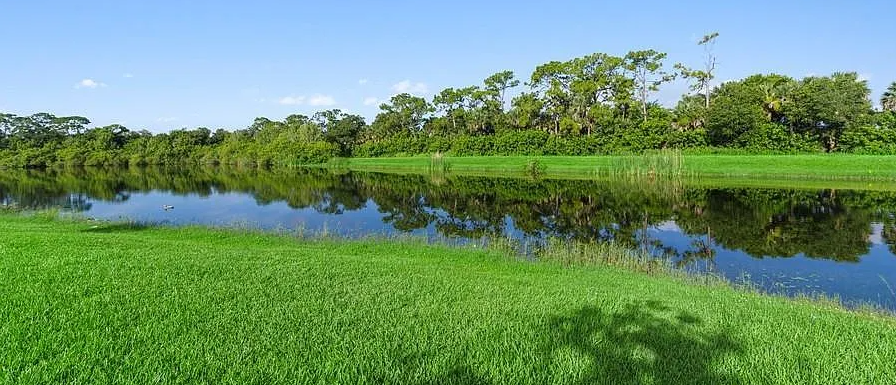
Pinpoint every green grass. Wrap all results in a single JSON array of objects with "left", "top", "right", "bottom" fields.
[
  {"left": 1, "top": 214, "right": 895, "bottom": 384},
  {"left": 330, "top": 154, "right": 896, "bottom": 181}
]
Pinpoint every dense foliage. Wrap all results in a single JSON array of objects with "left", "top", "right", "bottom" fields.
[
  {"left": 3, "top": 33, "right": 896, "bottom": 167},
  {"left": 0, "top": 111, "right": 363, "bottom": 168}
]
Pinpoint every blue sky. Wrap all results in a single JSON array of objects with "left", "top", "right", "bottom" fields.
[{"left": 1, "top": 1, "right": 893, "bottom": 132}]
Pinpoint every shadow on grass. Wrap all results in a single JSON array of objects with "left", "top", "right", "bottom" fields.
[
  {"left": 539, "top": 300, "right": 742, "bottom": 385},
  {"left": 392, "top": 300, "right": 741, "bottom": 385},
  {"left": 80, "top": 222, "right": 150, "bottom": 233}
]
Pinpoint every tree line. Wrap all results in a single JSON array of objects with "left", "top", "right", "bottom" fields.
[{"left": 3, "top": 33, "right": 896, "bottom": 168}]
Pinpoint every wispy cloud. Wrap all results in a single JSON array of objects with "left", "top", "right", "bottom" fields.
[
  {"left": 155, "top": 117, "right": 178, "bottom": 123},
  {"left": 278, "top": 95, "right": 307, "bottom": 105},
  {"left": 123, "top": 73, "right": 134, "bottom": 78},
  {"left": 858, "top": 73, "right": 872, "bottom": 82},
  {"left": 358, "top": 79, "right": 369, "bottom": 85},
  {"left": 308, "top": 94, "right": 336, "bottom": 106},
  {"left": 391, "top": 80, "right": 428, "bottom": 95},
  {"left": 75, "top": 78, "right": 106, "bottom": 89},
  {"left": 362, "top": 97, "right": 379, "bottom": 106},
  {"left": 277, "top": 94, "right": 336, "bottom": 106}
]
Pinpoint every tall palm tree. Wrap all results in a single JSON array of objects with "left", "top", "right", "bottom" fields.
[{"left": 882, "top": 82, "right": 896, "bottom": 112}]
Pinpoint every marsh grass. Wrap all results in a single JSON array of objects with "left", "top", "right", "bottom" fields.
[
  {"left": 605, "top": 149, "right": 685, "bottom": 179},
  {"left": 537, "top": 238, "right": 672, "bottom": 273},
  {"left": 428, "top": 152, "right": 451, "bottom": 174},
  {"left": 524, "top": 157, "right": 546, "bottom": 179},
  {"left": 324, "top": 156, "right": 350, "bottom": 171},
  {"left": 0, "top": 204, "right": 23, "bottom": 213}
]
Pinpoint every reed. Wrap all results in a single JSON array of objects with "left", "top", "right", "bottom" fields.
[
  {"left": 605, "top": 149, "right": 685, "bottom": 178},
  {"left": 428, "top": 152, "right": 451, "bottom": 174}
]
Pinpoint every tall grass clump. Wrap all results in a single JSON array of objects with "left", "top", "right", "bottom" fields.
[
  {"left": 534, "top": 238, "right": 731, "bottom": 288},
  {"left": 325, "top": 157, "right": 350, "bottom": 170},
  {"left": 428, "top": 152, "right": 451, "bottom": 174},
  {"left": 524, "top": 158, "right": 546, "bottom": 179},
  {"left": 607, "top": 149, "right": 684, "bottom": 178},
  {"left": 535, "top": 238, "right": 668, "bottom": 273}
]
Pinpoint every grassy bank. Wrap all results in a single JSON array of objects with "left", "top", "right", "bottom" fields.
[
  {"left": 329, "top": 154, "right": 896, "bottom": 181},
  {"left": 1, "top": 214, "right": 895, "bottom": 384}
]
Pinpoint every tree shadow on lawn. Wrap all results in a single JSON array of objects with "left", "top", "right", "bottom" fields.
[
  {"left": 539, "top": 300, "right": 743, "bottom": 385},
  {"left": 393, "top": 300, "right": 742, "bottom": 385}
]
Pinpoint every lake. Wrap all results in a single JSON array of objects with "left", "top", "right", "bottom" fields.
[{"left": 3, "top": 166, "right": 896, "bottom": 311}]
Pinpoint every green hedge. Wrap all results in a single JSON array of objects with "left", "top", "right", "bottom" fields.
[{"left": 353, "top": 129, "right": 713, "bottom": 157}]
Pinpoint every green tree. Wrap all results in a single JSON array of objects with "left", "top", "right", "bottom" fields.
[
  {"left": 675, "top": 32, "right": 720, "bottom": 109},
  {"left": 882, "top": 82, "right": 896, "bottom": 112},
  {"left": 704, "top": 79, "right": 766, "bottom": 146},
  {"left": 314, "top": 109, "right": 366, "bottom": 155},
  {"left": 508, "top": 92, "right": 544, "bottom": 130},
  {"left": 758, "top": 78, "right": 795, "bottom": 123},
  {"left": 0, "top": 113, "right": 13, "bottom": 149},
  {"left": 370, "top": 93, "right": 432, "bottom": 138},
  {"left": 785, "top": 72, "right": 872, "bottom": 151},
  {"left": 531, "top": 53, "right": 631, "bottom": 135},
  {"left": 625, "top": 50, "right": 674, "bottom": 121},
  {"left": 464, "top": 86, "right": 499, "bottom": 134},
  {"left": 672, "top": 95, "right": 707, "bottom": 130},
  {"left": 568, "top": 53, "right": 630, "bottom": 132},
  {"left": 530, "top": 60, "right": 574, "bottom": 134},
  {"left": 483, "top": 70, "right": 520, "bottom": 110},
  {"left": 432, "top": 87, "right": 465, "bottom": 134},
  {"left": 704, "top": 74, "right": 805, "bottom": 149}
]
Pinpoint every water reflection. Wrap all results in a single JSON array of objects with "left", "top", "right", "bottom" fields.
[{"left": 1, "top": 166, "right": 895, "bottom": 309}]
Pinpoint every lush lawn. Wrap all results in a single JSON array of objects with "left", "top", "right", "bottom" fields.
[
  {"left": 1, "top": 214, "right": 895, "bottom": 384},
  {"left": 334, "top": 154, "right": 896, "bottom": 180}
]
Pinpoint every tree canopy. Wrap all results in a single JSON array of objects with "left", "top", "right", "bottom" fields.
[{"left": 2, "top": 34, "right": 895, "bottom": 167}]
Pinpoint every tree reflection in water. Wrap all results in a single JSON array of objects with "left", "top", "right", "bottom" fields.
[{"left": 2, "top": 166, "right": 895, "bottom": 265}]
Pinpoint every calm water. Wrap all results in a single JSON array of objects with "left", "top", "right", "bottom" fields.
[{"left": 3, "top": 166, "right": 896, "bottom": 310}]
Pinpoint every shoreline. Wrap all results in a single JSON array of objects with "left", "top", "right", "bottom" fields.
[{"left": 320, "top": 154, "right": 896, "bottom": 182}]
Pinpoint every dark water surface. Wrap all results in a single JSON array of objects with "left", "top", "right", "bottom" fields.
[{"left": 3, "top": 166, "right": 896, "bottom": 310}]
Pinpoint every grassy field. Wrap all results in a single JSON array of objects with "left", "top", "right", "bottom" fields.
[
  {"left": 2, "top": 214, "right": 895, "bottom": 384},
  {"left": 330, "top": 154, "right": 896, "bottom": 181}
]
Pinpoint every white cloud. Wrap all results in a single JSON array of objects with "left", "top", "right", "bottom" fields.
[
  {"left": 123, "top": 73, "right": 134, "bottom": 78},
  {"left": 358, "top": 79, "right": 369, "bottom": 85},
  {"left": 308, "top": 94, "right": 336, "bottom": 106},
  {"left": 75, "top": 78, "right": 106, "bottom": 89},
  {"left": 655, "top": 221, "right": 683, "bottom": 233},
  {"left": 278, "top": 95, "right": 307, "bottom": 105},
  {"left": 156, "top": 117, "right": 178, "bottom": 123},
  {"left": 870, "top": 223, "right": 884, "bottom": 245},
  {"left": 858, "top": 73, "right": 872, "bottom": 82},
  {"left": 362, "top": 97, "right": 379, "bottom": 106},
  {"left": 391, "top": 80, "right": 429, "bottom": 95},
  {"left": 277, "top": 94, "right": 336, "bottom": 107}
]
